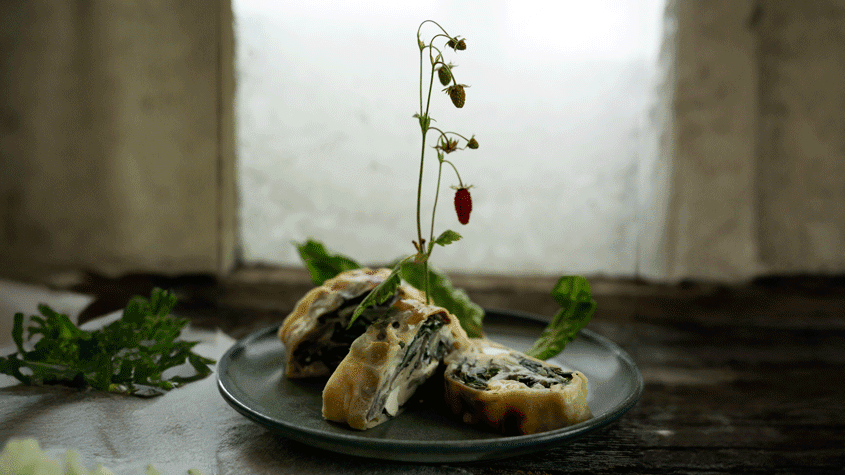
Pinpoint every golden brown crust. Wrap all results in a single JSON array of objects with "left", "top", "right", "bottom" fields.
[
  {"left": 443, "top": 340, "right": 592, "bottom": 434},
  {"left": 277, "top": 268, "right": 425, "bottom": 378},
  {"left": 322, "top": 300, "right": 471, "bottom": 430},
  {"left": 278, "top": 268, "right": 391, "bottom": 344}
]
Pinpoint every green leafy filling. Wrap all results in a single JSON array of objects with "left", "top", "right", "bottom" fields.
[{"left": 0, "top": 288, "right": 215, "bottom": 396}]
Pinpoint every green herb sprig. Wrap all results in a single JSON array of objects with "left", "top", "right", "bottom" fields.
[{"left": 0, "top": 288, "right": 215, "bottom": 396}]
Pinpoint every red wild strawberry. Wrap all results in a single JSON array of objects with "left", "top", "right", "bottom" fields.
[{"left": 454, "top": 186, "right": 472, "bottom": 225}]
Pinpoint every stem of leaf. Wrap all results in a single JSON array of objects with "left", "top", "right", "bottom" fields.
[
  {"left": 429, "top": 160, "right": 444, "bottom": 250},
  {"left": 417, "top": 40, "right": 438, "bottom": 290},
  {"left": 417, "top": 20, "right": 452, "bottom": 43},
  {"left": 442, "top": 159, "right": 465, "bottom": 188},
  {"left": 428, "top": 128, "right": 472, "bottom": 144},
  {"left": 423, "top": 260, "right": 430, "bottom": 304}
]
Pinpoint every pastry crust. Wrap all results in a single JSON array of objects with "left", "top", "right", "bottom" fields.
[
  {"left": 443, "top": 340, "right": 592, "bottom": 434},
  {"left": 322, "top": 299, "right": 471, "bottom": 430},
  {"left": 278, "top": 268, "right": 425, "bottom": 378}
]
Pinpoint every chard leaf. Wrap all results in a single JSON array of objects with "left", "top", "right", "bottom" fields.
[
  {"left": 399, "top": 261, "right": 484, "bottom": 338},
  {"left": 526, "top": 276, "right": 597, "bottom": 360},
  {"left": 295, "top": 239, "right": 362, "bottom": 285},
  {"left": 348, "top": 261, "right": 405, "bottom": 328}
]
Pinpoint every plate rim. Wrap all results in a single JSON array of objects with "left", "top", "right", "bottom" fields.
[{"left": 216, "top": 308, "right": 643, "bottom": 460}]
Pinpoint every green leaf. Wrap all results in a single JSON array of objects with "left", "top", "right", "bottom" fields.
[
  {"left": 399, "top": 261, "right": 484, "bottom": 338},
  {"left": 434, "top": 229, "right": 462, "bottom": 247},
  {"left": 426, "top": 230, "right": 463, "bottom": 261},
  {"left": 347, "top": 262, "right": 403, "bottom": 328},
  {"left": 295, "top": 239, "right": 362, "bottom": 285},
  {"left": 525, "top": 276, "right": 597, "bottom": 360}
]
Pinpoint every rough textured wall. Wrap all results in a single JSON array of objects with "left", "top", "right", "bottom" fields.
[
  {"left": 667, "top": 0, "right": 761, "bottom": 281},
  {"left": 756, "top": 0, "right": 845, "bottom": 273},
  {"left": 0, "top": 1, "right": 233, "bottom": 279},
  {"left": 665, "top": 0, "right": 845, "bottom": 281},
  {"left": 637, "top": 0, "right": 679, "bottom": 281}
]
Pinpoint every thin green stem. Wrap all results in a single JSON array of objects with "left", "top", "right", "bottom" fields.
[
  {"left": 442, "top": 159, "right": 465, "bottom": 187},
  {"left": 415, "top": 47, "right": 438, "bottom": 251},
  {"left": 417, "top": 20, "right": 452, "bottom": 42},
  {"left": 419, "top": 42, "right": 424, "bottom": 115},
  {"left": 423, "top": 260, "right": 430, "bottom": 304},
  {"left": 416, "top": 42, "right": 426, "bottom": 246},
  {"left": 429, "top": 160, "right": 444, "bottom": 249},
  {"left": 424, "top": 67, "right": 436, "bottom": 124},
  {"left": 416, "top": 130, "right": 427, "bottom": 249},
  {"left": 428, "top": 128, "right": 473, "bottom": 143}
]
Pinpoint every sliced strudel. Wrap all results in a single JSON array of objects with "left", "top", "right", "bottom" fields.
[
  {"left": 278, "top": 268, "right": 424, "bottom": 378},
  {"left": 443, "top": 340, "right": 592, "bottom": 434},
  {"left": 322, "top": 299, "right": 470, "bottom": 429}
]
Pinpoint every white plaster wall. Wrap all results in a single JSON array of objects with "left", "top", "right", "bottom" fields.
[{"left": 235, "top": 0, "right": 666, "bottom": 276}]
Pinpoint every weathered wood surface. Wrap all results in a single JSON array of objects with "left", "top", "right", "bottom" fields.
[{"left": 71, "top": 269, "right": 845, "bottom": 474}]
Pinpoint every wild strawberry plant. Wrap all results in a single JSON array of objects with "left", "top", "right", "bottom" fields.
[
  {"left": 410, "top": 20, "right": 479, "bottom": 293},
  {"left": 346, "top": 21, "right": 482, "bottom": 330},
  {"left": 300, "top": 21, "right": 596, "bottom": 352}
]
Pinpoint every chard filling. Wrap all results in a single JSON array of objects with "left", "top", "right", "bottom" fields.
[
  {"left": 452, "top": 354, "right": 574, "bottom": 390},
  {"left": 291, "top": 293, "right": 398, "bottom": 371},
  {"left": 366, "top": 314, "right": 450, "bottom": 420}
]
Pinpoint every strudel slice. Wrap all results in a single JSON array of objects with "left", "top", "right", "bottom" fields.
[
  {"left": 443, "top": 340, "right": 592, "bottom": 434},
  {"left": 278, "top": 268, "right": 424, "bottom": 378},
  {"left": 322, "top": 299, "right": 470, "bottom": 429}
]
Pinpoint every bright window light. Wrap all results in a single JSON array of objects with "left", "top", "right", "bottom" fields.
[{"left": 234, "top": 0, "right": 666, "bottom": 276}]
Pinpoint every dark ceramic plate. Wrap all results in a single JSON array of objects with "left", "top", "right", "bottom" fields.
[{"left": 217, "top": 309, "right": 643, "bottom": 462}]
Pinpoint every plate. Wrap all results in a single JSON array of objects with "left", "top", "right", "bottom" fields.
[{"left": 217, "top": 309, "right": 643, "bottom": 462}]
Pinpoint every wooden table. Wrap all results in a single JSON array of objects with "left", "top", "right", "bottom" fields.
[
  {"left": 165, "top": 271, "right": 844, "bottom": 474},
  {"left": 8, "top": 271, "right": 845, "bottom": 474}
]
